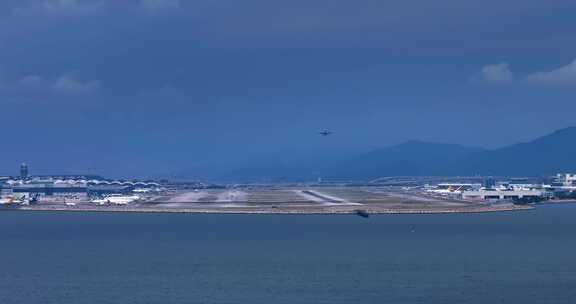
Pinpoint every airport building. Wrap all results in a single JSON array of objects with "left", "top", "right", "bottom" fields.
[
  {"left": 427, "top": 179, "right": 550, "bottom": 203},
  {"left": 12, "top": 181, "right": 88, "bottom": 202},
  {"left": 461, "top": 189, "right": 544, "bottom": 201},
  {"left": 552, "top": 173, "right": 576, "bottom": 189},
  {"left": 0, "top": 164, "right": 162, "bottom": 204},
  {"left": 20, "top": 163, "right": 28, "bottom": 180}
]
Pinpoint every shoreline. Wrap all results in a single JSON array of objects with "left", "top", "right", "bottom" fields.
[
  {"left": 543, "top": 199, "right": 576, "bottom": 205},
  {"left": 1, "top": 204, "right": 534, "bottom": 215}
]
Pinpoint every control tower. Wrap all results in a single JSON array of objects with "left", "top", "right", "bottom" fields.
[{"left": 20, "top": 163, "right": 28, "bottom": 180}]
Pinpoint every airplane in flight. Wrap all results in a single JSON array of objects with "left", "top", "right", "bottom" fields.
[{"left": 319, "top": 130, "right": 333, "bottom": 136}]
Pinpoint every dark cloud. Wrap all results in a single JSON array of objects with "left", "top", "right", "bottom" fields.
[{"left": 0, "top": 0, "right": 574, "bottom": 176}]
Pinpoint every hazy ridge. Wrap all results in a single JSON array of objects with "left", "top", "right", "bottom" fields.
[{"left": 212, "top": 127, "right": 576, "bottom": 181}]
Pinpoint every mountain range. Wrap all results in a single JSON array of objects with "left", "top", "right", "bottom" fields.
[{"left": 202, "top": 126, "right": 576, "bottom": 181}]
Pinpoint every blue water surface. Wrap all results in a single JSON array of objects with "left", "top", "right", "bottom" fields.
[{"left": 0, "top": 205, "right": 575, "bottom": 304}]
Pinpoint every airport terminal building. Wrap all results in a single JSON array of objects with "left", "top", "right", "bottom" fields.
[{"left": 0, "top": 164, "right": 161, "bottom": 203}]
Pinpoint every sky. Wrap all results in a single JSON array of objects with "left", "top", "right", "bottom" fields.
[{"left": 0, "top": 0, "right": 576, "bottom": 178}]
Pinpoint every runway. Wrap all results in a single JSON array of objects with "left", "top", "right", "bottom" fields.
[{"left": 3, "top": 187, "right": 531, "bottom": 214}]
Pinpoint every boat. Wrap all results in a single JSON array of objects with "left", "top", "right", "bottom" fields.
[{"left": 355, "top": 209, "right": 370, "bottom": 218}]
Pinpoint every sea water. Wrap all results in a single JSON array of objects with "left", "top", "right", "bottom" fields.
[{"left": 0, "top": 205, "right": 575, "bottom": 304}]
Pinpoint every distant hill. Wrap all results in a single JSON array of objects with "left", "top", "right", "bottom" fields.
[
  {"left": 216, "top": 141, "right": 485, "bottom": 181},
  {"left": 455, "top": 127, "right": 576, "bottom": 176},
  {"left": 216, "top": 157, "right": 347, "bottom": 182},
  {"left": 341, "top": 127, "right": 576, "bottom": 178},
  {"left": 333, "top": 140, "right": 485, "bottom": 179},
  {"left": 201, "top": 127, "right": 576, "bottom": 181}
]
